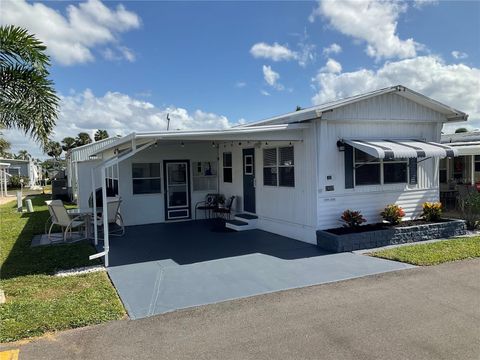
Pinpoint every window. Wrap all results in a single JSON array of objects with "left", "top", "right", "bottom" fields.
[
  {"left": 263, "top": 146, "right": 295, "bottom": 187},
  {"left": 223, "top": 153, "right": 232, "bottom": 183},
  {"left": 106, "top": 165, "right": 119, "bottom": 195},
  {"left": 193, "top": 161, "right": 217, "bottom": 191},
  {"left": 132, "top": 163, "right": 161, "bottom": 194},
  {"left": 354, "top": 149, "right": 408, "bottom": 186},
  {"left": 475, "top": 155, "right": 480, "bottom": 172}
]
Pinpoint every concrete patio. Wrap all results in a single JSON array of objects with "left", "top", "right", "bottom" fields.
[{"left": 106, "top": 220, "right": 414, "bottom": 319}]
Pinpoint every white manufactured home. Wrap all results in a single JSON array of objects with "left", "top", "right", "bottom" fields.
[{"left": 69, "top": 86, "right": 467, "bottom": 265}]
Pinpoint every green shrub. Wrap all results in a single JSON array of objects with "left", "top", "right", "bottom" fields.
[
  {"left": 422, "top": 202, "right": 442, "bottom": 222},
  {"left": 381, "top": 204, "right": 405, "bottom": 225},
  {"left": 341, "top": 209, "right": 366, "bottom": 228},
  {"left": 8, "top": 175, "right": 29, "bottom": 189},
  {"left": 461, "top": 192, "right": 480, "bottom": 229}
]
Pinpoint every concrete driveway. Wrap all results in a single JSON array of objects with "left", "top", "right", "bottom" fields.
[
  {"left": 106, "top": 221, "right": 413, "bottom": 319},
  {"left": 4, "top": 259, "right": 479, "bottom": 360}
]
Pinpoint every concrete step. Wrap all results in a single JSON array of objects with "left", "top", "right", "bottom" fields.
[
  {"left": 235, "top": 213, "right": 258, "bottom": 220},
  {"left": 225, "top": 219, "right": 255, "bottom": 231}
]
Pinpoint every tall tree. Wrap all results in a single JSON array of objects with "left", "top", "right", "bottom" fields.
[
  {"left": 94, "top": 129, "right": 109, "bottom": 141},
  {"left": 75, "top": 132, "right": 92, "bottom": 146},
  {"left": 62, "top": 136, "right": 77, "bottom": 152},
  {"left": 45, "top": 140, "right": 62, "bottom": 159},
  {"left": 0, "top": 25, "right": 59, "bottom": 149},
  {"left": 17, "top": 149, "right": 30, "bottom": 160}
]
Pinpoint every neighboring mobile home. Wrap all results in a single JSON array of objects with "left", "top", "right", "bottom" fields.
[
  {"left": 73, "top": 85, "right": 467, "bottom": 266},
  {"left": 0, "top": 158, "right": 42, "bottom": 187}
]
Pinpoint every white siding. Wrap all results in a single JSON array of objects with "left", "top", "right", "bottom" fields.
[
  {"left": 218, "top": 127, "right": 318, "bottom": 243},
  {"left": 322, "top": 93, "right": 447, "bottom": 122},
  {"left": 77, "top": 160, "right": 102, "bottom": 209},
  {"left": 317, "top": 121, "right": 439, "bottom": 229}
]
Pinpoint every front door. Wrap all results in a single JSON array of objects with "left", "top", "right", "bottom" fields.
[
  {"left": 164, "top": 160, "right": 191, "bottom": 220},
  {"left": 242, "top": 148, "right": 256, "bottom": 213}
]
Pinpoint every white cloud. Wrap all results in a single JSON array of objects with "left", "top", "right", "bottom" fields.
[
  {"left": 320, "top": 58, "right": 342, "bottom": 74},
  {"left": 235, "top": 81, "right": 247, "bottom": 88},
  {"left": 309, "top": 0, "right": 421, "bottom": 60},
  {"left": 1, "top": 0, "right": 140, "bottom": 65},
  {"left": 262, "top": 65, "right": 284, "bottom": 91},
  {"left": 250, "top": 42, "right": 297, "bottom": 62},
  {"left": 323, "top": 43, "right": 342, "bottom": 56},
  {"left": 260, "top": 90, "right": 271, "bottom": 96},
  {"left": 413, "top": 0, "right": 439, "bottom": 9},
  {"left": 451, "top": 51, "right": 468, "bottom": 60},
  {"left": 3, "top": 89, "right": 233, "bottom": 158},
  {"left": 311, "top": 56, "right": 480, "bottom": 130}
]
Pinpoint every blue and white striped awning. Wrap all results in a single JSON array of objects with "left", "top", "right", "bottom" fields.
[{"left": 343, "top": 139, "right": 457, "bottom": 159}]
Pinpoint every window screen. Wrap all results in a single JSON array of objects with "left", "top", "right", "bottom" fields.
[
  {"left": 132, "top": 163, "right": 161, "bottom": 194},
  {"left": 263, "top": 147, "right": 295, "bottom": 187}
]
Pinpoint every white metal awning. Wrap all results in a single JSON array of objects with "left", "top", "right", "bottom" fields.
[
  {"left": 443, "top": 143, "right": 480, "bottom": 156},
  {"left": 343, "top": 139, "right": 457, "bottom": 159}
]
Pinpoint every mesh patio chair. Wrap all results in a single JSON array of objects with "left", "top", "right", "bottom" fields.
[
  {"left": 195, "top": 193, "right": 220, "bottom": 219},
  {"left": 213, "top": 195, "right": 236, "bottom": 220},
  {"left": 97, "top": 197, "right": 125, "bottom": 237},
  {"left": 45, "top": 200, "right": 86, "bottom": 243}
]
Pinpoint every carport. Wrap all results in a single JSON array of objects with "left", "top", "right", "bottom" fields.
[{"left": 106, "top": 221, "right": 413, "bottom": 319}]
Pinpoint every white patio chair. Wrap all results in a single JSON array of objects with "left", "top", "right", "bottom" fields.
[
  {"left": 97, "top": 198, "right": 125, "bottom": 237},
  {"left": 45, "top": 200, "right": 86, "bottom": 243}
]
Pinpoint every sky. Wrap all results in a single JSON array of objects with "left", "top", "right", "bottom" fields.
[{"left": 1, "top": 0, "right": 479, "bottom": 159}]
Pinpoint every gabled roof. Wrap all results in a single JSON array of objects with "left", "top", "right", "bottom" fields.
[
  {"left": 240, "top": 85, "right": 468, "bottom": 127},
  {"left": 69, "top": 136, "right": 124, "bottom": 162}
]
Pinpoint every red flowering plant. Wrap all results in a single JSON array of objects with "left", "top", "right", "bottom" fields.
[
  {"left": 381, "top": 204, "right": 405, "bottom": 225},
  {"left": 340, "top": 210, "right": 366, "bottom": 228}
]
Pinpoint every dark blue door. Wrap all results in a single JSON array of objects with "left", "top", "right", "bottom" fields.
[{"left": 243, "top": 148, "right": 256, "bottom": 213}]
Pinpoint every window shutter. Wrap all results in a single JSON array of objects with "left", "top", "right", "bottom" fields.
[
  {"left": 344, "top": 144, "right": 354, "bottom": 189},
  {"left": 409, "top": 158, "right": 418, "bottom": 185}
]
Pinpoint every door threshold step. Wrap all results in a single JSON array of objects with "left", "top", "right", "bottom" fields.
[
  {"left": 225, "top": 219, "right": 256, "bottom": 231},
  {"left": 235, "top": 213, "right": 258, "bottom": 220}
]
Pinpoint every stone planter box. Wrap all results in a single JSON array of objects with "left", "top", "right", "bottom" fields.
[{"left": 316, "top": 219, "right": 466, "bottom": 253}]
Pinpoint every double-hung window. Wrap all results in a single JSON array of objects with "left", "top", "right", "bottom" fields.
[
  {"left": 223, "top": 153, "right": 232, "bottom": 183},
  {"left": 132, "top": 163, "right": 161, "bottom": 194},
  {"left": 263, "top": 146, "right": 295, "bottom": 187}
]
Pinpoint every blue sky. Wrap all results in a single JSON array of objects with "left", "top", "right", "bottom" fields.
[{"left": 2, "top": 0, "right": 480, "bottom": 158}]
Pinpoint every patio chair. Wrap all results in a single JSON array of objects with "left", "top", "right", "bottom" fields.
[
  {"left": 97, "top": 198, "right": 125, "bottom": 236},
  {"left": 45, "top": 200, "right": 86, "bottom": 243},
  {"left": 195, "top": 193, "right": 220, "bottom": 219},
  {"left": 213, "top": 195, "right": 236, "bottom": 220}
]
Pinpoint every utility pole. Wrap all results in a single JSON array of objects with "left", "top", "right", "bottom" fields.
[{"left": 166, "top": 113, "right": 170, "bottom": 131}]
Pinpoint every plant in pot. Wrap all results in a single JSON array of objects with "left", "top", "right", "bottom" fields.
[
  {"left": 381, "top": 204, "right": 405, "bottom": 225},
  {"left": 340, "top": 209, "right": 366, "bottom": 228}
]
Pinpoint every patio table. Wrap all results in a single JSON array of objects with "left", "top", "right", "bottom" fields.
[{"left": 67, "top": 207, "right": 103, "bottom": 240}]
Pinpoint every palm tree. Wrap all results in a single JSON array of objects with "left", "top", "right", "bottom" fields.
[
  {"left": 0, "top": 136, "right": 10, "bottom": 157},
  {"left": 0, "top": 25, "right": 59, "bottom": 149},
  {"left": 94, "top": 129, "right": 109, "bottom": 141},
  {"left": 46, "top": 140, "right": 62, "bottom": 159},
  {"left": 75, "top": 132, "right": 92, "bottom": 146},
  {"left": 62, "top": 136, "right": 77, "bottom": 152},
  {"left": 17, "top": 149, "right": 30, "bottom": 160}
]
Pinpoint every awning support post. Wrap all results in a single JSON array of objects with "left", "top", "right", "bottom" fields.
[
  {"left": 91, "top": 168, "right": 98, "bottom": 246},
  {"left": 101, "top": 166, "right": 109, "bottom": 267},
  {"left": 471, "top": 155, "right": 475, "bottom": 186}
]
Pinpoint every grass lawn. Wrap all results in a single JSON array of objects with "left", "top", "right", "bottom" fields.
[
  {"left": 371, "top": 236, "right": 480, "bottom": 266},
  {"left": 0, "top": 195, "right": 125, "bottom": 343}
]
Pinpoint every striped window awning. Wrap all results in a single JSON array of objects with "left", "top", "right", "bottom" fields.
[{"left": 343, "top": 139, "right": 457, "bottom": 159}]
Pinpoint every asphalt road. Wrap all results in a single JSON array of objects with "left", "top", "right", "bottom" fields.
[{"left": 2, "top": 259, "right": 480, "bottom": 360}]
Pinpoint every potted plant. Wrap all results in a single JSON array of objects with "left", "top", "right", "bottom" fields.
[
  {"left": 340, "top": 209, "right": 366, "bottom": 228},
  {"left": 381, "top": 204, "right": 405, "bottom": 225}
]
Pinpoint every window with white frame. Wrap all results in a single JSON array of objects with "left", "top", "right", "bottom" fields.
[
  {"left": 192, "top": 161, "right": 217, "bottom": 191},
  {"left": 263, "top": 146, "right": 295, "bottom": 187},
  {"left": 132, "top": 163, "right": 161, "bottom": 194},
  {"left": 354, "top": 149, "right": 407, "bottom": 186},
  {"left": 223, "top": 152, "right": 232, "bottom": 183}
]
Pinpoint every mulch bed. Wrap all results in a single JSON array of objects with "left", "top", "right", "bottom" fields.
[{"left": 326, "top": 219, "right": 450, "bottom": 235}]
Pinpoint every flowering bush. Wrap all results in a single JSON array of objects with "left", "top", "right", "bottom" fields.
[
  {"left": 381, "top": 204, "right": 405, "bottom": 225},
  {"left": 422, "top": 202, "right": 442, "bottom": 222},
  {"left": 341, "top": 209, "right": 366, "bottom": 228}
]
